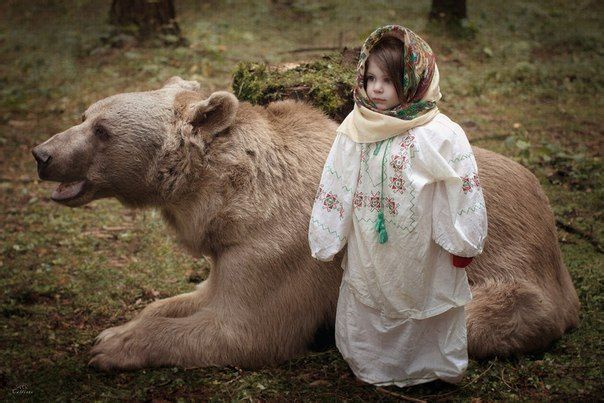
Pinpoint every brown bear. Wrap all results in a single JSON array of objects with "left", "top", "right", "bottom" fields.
[{"left": 32, "top": 77, "right": 579, "bottom": 371}]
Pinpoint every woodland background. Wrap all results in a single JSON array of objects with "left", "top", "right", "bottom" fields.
[{"left": 0, "top": 0, "right": 602, "bottom": 400}]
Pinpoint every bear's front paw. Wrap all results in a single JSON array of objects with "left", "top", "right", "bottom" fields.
[{"left": 89, "top": 326, "right": 150, "bottom": 371}]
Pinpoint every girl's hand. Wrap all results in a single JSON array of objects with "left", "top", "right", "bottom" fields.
[{"left": 452, "top": 255, "right": 473, "bottom": 268}]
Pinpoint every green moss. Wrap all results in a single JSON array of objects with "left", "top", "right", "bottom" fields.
[
  {"left": 233, "top": 53, "right": 356, "bottom": 121},
  {"left": 232, "top": 62, "right": 270, "bottom": 104}
]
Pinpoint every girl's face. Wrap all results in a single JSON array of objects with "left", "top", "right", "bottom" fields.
[{"left": 365, "top": 55, "right": 400, "bottom": 111}]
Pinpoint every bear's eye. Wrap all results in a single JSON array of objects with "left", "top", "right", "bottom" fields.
[{"left": 93, "top": 124, "right": 110, "bottom": 140}]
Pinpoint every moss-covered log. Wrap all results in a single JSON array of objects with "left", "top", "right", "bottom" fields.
[{"left": 232, "top": 49, "right": 359, "bottom": 122}]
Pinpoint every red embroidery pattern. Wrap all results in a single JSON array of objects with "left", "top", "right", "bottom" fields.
[
  {"left": 389, "top": 176, "right": 406, "bottom": 193},
  {"left": 400, "top": 135, "right": 415, "bottom": 150},
  {"left": 390, "top": 154, "right": 408, "bottom": 171},
  {"left": 353, "top": 191, "right": 400, "bottom": 216},
  {"left": 386, "top": 197, "right": 399, "bottom": 216},
  {"left": 360, "top": 146, "right": 369, "bottom": 163},
  {"left": 314, "top": 184, "right": 324, "bottom": 200},
  {"left": 369, "top": 191, "right": 382, "bottom": 212},
  {"left": 353, "top": 135, "right": 416, "bottom": 219},
  {"left": 472, "top": 173, "right": 480, "bottom": 188},
  {"left": 461, "top": 173, "right": 481, "bottom": 194},
  {"left": 384, "top": 135, "right": 414, "bottom": 197},
  {"left": 390, "top": 135, "right": 415, "bottom": 172},
  {"left": 353, "top": 191, "right": 364, "bottom": 208},
  {"left": 315, "top": 185, "right": 345, "bottom": 218}
]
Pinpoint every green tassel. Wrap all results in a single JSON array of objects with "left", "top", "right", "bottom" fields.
[
  {"left": 372, "top": 139, "right": 389, "bottom": 244},
  {"left": 379, "top": 228, "right": 388, "bottom": 244},
  {"left": 374, "top": 211, "right": 383, "bottom": 232},
  {"left": 374, "top": 211, "right": 389, "bottom": 244}
]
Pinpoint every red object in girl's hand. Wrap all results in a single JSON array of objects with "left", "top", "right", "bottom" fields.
[{"left": 452, "top": 255, "right": 473, "bottom": 268}]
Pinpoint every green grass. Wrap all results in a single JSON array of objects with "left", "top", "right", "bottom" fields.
[{"left": 1, "top": 0, "right": 602, "bottom": 400}]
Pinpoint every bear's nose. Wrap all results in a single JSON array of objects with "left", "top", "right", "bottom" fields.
[
  {"left": 32, "top": 147, "right": 51, "bottom": 164},
  {"left": 32, "top": 146, "right": 52, "bottom": 177}
]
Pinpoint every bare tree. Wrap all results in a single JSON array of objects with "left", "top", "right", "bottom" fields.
[
  {"left": 429, "top": 0, "right": 467, "bottom": 23},
  {"left": 109, "top": 0, "right": 185, "bottom": 46},
  {"left": 428, "top": 0, "right": 474, "bottom": 38}
]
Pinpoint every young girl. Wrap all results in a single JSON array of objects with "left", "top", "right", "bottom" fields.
[{"left": 308, "top": 25, "right": 487, "bottom": 387}]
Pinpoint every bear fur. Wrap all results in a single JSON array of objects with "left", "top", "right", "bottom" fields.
[{"left": 32, "top": 77, "right": 579, "bottom": 370}]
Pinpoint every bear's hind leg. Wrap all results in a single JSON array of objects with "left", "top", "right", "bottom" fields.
[{"left": 466, "top": 280, "right": 565, "bottom": 359}]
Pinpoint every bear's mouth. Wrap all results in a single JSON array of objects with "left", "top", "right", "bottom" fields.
[{"left": 51, "top": 180, "right": 87, "bottom": 202}]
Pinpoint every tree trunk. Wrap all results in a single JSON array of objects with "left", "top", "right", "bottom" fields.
[
  {"left": 109, "top": 0, "right": 184, "bottom": 46},
  {"left": 429, "top": 0, "right": 467, "bottom": 22}
]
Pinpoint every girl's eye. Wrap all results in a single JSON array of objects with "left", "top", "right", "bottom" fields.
[
  {"left": 384, "top": 78, "right": 391, "bottom": 84},
  {"left": 367, "top": 76, "right": 375, "bottom": 82},
  {"left": 93, "top": 124, "right": 110, "bottom": 140}
]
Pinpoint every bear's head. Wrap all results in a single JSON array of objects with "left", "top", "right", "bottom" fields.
[{"left": 32, "top": 77, "right": 239, "bottom": 208}]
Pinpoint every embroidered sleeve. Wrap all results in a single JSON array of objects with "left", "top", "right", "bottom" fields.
[
  {"left": 419, "top": 122, "right": 488, "bottom": 257},
  {"left": 309, "top": 132, "right": 362, "bottom": 261}
]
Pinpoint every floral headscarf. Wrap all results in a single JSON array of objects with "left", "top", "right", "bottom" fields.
[{"left": 353, "top": 25, "right": 438, "bottom": 120}]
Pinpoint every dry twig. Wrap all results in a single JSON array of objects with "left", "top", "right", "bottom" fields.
[
  {"left": 418, "top": 360, "right": 497, "bottom": 400},
  {"left": 556, "top": 218, "right": 603, "bottom": 253}
]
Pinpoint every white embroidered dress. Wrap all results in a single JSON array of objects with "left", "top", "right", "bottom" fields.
[{"left": 309, "top": 113, "right": 487, "bottom": 386}]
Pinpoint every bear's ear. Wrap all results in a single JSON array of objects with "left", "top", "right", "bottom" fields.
[
  {"left": 163, "top": 76, "right": 201, "bottom": 92},
  {"left": 186, "top": 91, "right": 239, "bottom": 136}
]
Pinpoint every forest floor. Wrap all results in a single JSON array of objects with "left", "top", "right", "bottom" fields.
[{"left": 1, "top": 0, "right": 602, "bottom": 400}]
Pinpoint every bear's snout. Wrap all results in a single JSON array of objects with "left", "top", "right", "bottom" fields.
[{"left": 32, "top": 145, "right": 52, "bottom": 180}]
